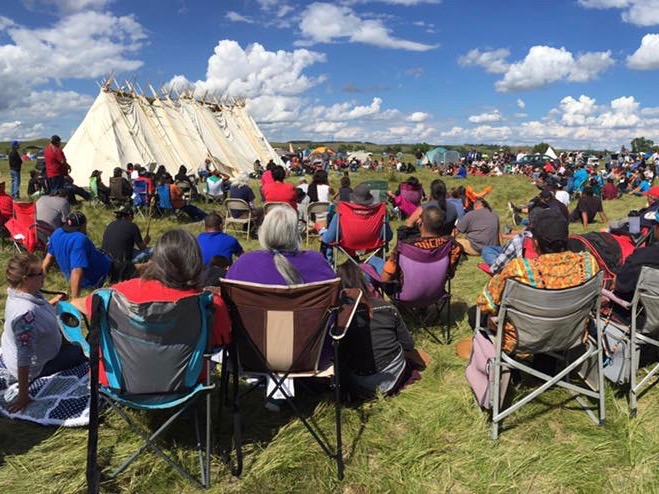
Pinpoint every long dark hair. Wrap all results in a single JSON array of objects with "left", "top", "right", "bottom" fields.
[
  {"left": 307, "top": 169, "right": 329, "bottom": 203},
  {"left": 142, "top": 229, "right": 203, "bottom": 289},
  {"left": 336, "top": 261, "right": 371, "bottom": 304}
]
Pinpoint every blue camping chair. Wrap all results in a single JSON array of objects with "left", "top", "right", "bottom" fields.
[
  {"left": 58, "top": 289, "right": 220, "bottom": 490},
  {"left": 132, "top": 179, "right": 150, "bottom": 218},
  {"left": 156, "top": 184, "right": 175, "bottom": 216}
]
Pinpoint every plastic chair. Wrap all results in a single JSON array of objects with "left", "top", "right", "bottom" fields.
[
  {"left": 332, "top": 201, "right": 387, "bottom": 269},
  {"left": 474, "top": 272, "right": 604, "bottom": 439},
  {"left": 132, "top": 179, "right": 151, "bottom": 218},
  {"left": 223, "top": 198, "right": 251, "bottom": 238},
  {"left": 217, "top": 279, "right": 362, "bottom": 480},
  {"left": 63, "top": 289, "right": 218, "bottom": 491}
]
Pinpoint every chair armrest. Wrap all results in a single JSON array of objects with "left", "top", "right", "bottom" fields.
[
  {"left": 56, "top": 301, "right": 91, "bottom": 357},
  {"left": 601, "top": 288, "right": 632, "bottom": 310},
  {"left": 330, "top": 288, "right": 363, "bottom": 340}
]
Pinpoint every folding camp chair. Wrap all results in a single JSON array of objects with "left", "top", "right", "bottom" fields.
[
  {"left": 132, "top": 179, "right": 151, "bottom": 218},
  {"left": 306, "top": 201, "right": 330, "bottom": 246},
  {"left": 332, "top": 201, "right": 387, "bottom": 269},
  {"left": 72, "top": 289, "right": 218, "bottom": 491},
  {"left": 600, "top": 266, "right": 659, "bottom": 416},
  {"left": 218, "top": 279, "right": 362, "bottom": 480},
  {"left": 4, "top": 201, "right": 49, "bottom": 252},
  {"left": 223, "top": 198, "right": 251, "bottom": 238},
  {"left": 156, "top": 184, "right": 176, "bottom": 217},
  {"left": 475, "top": 272, "right": 604, "bottom": 439},
  {"left": 359, "top": 180, "right": 388, "bottom": 203},
  {"left": 88, "top": 177, "right": 104, "bottom": 208},
  {"left": 361, "top": 240, "right": 454, "bottom": 343}
]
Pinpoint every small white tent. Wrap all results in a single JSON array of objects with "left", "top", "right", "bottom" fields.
[
  {"left": 64, "top": 86, "right": 281, "bottom": 185},
  {"left": 545, "top": 145, "right": 558, "bottom": 160}
]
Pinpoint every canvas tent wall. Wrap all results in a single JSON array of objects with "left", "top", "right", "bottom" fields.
[{"left": 64, "top": 88, "right": 281, "bottom": 185}]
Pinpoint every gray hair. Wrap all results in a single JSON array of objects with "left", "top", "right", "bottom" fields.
[
  {"left": 232, "top": 173, "right": 251, "bottom": 188},
  {"left": 258, "top": 205, "right": 302, "bottom": 285}
]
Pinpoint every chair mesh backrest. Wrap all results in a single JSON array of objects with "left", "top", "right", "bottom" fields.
[
  {"left": 92, "top": 289, "right": 211, "bottom": 395},
  {"left": 156, "top": 185, "right": 173, "bottom": 210},
  {"left": 336, "top": 201, "right": 386, "bottom": 252},
  {"left": 396, "top": 241, "right": 451, "bottom": 305},
  {"left": 89, "top": 177, "right": 99, "bottom": 197},
  {"left": 635, "top": 266, "right": 659, "bottom": 336},
  {"left": 133, "top": 180, "right": 148, "bottom": 207},
  {"left": 220, "top": 279, "right": 341, "bottom": 373},
  {"left": 500, "top": 272, "right": 602, "bottom": 354}
]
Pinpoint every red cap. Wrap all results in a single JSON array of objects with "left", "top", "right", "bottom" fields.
[{"left": 643, "top": 185, "right": 659, "bottom": 199}]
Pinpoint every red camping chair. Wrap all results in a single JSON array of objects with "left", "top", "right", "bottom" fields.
[
  {"left": 5, "top": 201, "right": 49, "bottom": 253},
  {"left": 332, "top": 201, "right": 387, "bottom": 269}
]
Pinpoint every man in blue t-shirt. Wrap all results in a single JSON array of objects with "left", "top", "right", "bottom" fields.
[
  {"left": 42, "top": 211, "right": 111, "bottom": 297},
  {"left": 196, "top": 212, "right": 243, "bottom": 265}
]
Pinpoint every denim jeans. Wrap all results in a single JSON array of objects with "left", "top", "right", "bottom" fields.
[
  {"left": 10, "top": 169, "right": 20, "bottom": 198},
  {"left": 481, "top": 246, "right": 503, "bottom": 265}
]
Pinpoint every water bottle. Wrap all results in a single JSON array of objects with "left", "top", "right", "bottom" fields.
[{"left": 628, "top": 210, "right": 641, "bottom": 235}]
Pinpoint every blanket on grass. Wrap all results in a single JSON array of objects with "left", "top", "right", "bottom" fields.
[{"left": 0, "top": 352, "right": 90, "bottom": 427}]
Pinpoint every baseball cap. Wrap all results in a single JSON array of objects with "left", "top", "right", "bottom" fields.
[
  {"left": 642, "top": 185, "right": 659, "bottom": 199},
  {"left": 530, "top": 208, "right": 568, "bottom": 244},
  {"left": 63, "top": 211, "right": 87, "bottom": 232},
  {"left": 11, "top": 140, "right": 19, "bottom": 148}
]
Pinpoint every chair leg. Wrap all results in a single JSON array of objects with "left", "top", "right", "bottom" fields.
[
  {"left": 333, "top": 340, "right": 345, "bottom": 480},
  {"left": 629, "top": 339, "right": 638, "bottom": 418}
]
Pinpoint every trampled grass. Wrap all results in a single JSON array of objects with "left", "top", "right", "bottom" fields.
[{"left": 0, "top": 163, "right": 656, "bottom": 493}]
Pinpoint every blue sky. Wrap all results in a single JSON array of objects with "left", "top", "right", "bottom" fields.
[{"left": 1, "top": 0, "right": 659, "bottom": 150}]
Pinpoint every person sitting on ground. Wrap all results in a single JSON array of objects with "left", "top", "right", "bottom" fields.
[
  {"left": 2, "top": 253, "right": 85, "bottom": 412},
  {"left": 469, "top": 208, "right": 600, "bottom": 353},
  {"left": 454, "top": 198, "right": 501, "bottom": 256},
  {"left": 368, "top": 205, "right": 463, "bottom": 283},
  {"left": 387, "top": 176, "right": 425, "bottom": 219},
  {"left": 630, "top": 174, "right": 652, "bottom": 196},
  {"left": 72, "top": 229, "right": 232, "bottom": 351},
  {"left": 335, "top": 175, "right": 352, "bottom": 202},
  {"left": 101, "top": 206, "right": 151, "bottom": 269},
  {"left": 227, "top": 205, "right": 335, "bottom": 284},
  {"left": 27, "top": 170, "right": 45, "bottom": 198},
  {"left": 602, "top": 177, "right": 619, "bottom": 200},
  {"left": 89, "top": 170, "right": 110, "bottom": 205},
  {"left": 569, "top": 186, "right": 607, "bottom": 228},
  {"left": 404, "top": 179, "right": 457, "bottom": 236},
  {"left": 262, "top": 165, "right": 297, "bottom": 210},
  {"left": 109, "top": 166, "right": 133, "bottom": 205},
  {"left": 447, "top": 187, "right": 466, "bottom": 220},
  {"left": 509, "top": 187, "right": 568, "bottom": 227},
  {"left": 197, "top": 212, "right": 243, "bottom": 266},
  {"left": 168, "top": 178, "right": 207, "bottom": 221},
  {"left": 42, "top": 212, "right": 112, "bottom": 298},
  {"left": 336, "top": 261, "right": 427, "bottom": 399}
]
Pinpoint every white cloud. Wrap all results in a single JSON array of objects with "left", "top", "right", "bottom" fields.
[
  {"left": 578, "top": 0, "right": 659, "bottom": 27},
  {"left": 406, "top": 111, "right": 430, "bottom": 122},
  {"left": 22, "top": 0, "right": 113, "bottom": 13},
  {"left": 516, "top": 98, "right": 526, "bottom": 109},
  {"left": 297, "top": 3, "right": 437, "bottom": 51},
  {"left": 597, "top": 96, "right": 641, "bottom": 128},
  {"left": 468, "top": 111, "right": 502, "bottom": 124},
  {"left": 344, "top": 0, "right": 442, "bottom": 4},
  {"left": 627, "top": 34, "right": 659, "bottom": 70},
  {"left": 225, "top": 11, "right": 254, "bottom": 23},
  {"left": 458, "top": 48, "right": 510, "bottom": 74},
  {"left": 405, "top": 67, "right": 424, "bottom": 78},
  {"left": 559, "top": 95, "right": 597, "bottom": 126},
  {"left": 495, "top": 46, "right": 614, "bottom": 92}
]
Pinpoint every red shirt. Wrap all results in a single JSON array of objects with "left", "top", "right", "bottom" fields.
[
  {"left": 0, "top": 191, "right": 13, "bottom": 223},
  {"left": 261, "top": 169, "right": 274, "bottom": 187},
  {"left": 44, "top": 144, "right": 67, "bottom": 178},
  {"left": 263, "top": 181, "right": 298, "bottom": 209}
]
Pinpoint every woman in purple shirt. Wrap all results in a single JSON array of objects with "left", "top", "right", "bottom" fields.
[{"left": 226, "top": 205, "right": 335, "bottom": 285}]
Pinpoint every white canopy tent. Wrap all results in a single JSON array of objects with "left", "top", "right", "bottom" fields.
[
  {"left": 64, "top": 86, "right": 281, "bottom": 185},
  {"left": 545, "top": 146, "right": 558, "bottom": 160}
]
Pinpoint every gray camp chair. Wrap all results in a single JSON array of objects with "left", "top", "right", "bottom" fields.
[
  {"left": 476, "top": 272, "right": 604, "bottom": 439},
  {"left": 601, "top": 266, "right": 659, "bottom": 416}
]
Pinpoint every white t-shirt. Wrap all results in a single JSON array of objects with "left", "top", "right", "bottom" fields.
[
  {"left": 206, "top": 177, "right": 224, "bottom": 196},
  {"left": 554, "top": 190, "right": 570, "bottom": 207},
  {"left": 315, "top": 184, "right": 331, "bottom": 202}
]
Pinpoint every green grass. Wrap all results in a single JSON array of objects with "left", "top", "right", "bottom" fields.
[{"left": 0, "top": 162, "right": 654, "bottom": 493}]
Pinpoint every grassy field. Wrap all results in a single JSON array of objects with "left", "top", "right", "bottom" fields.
[{"left": 0, "top": 162, "right": 655, "bottom": 494}]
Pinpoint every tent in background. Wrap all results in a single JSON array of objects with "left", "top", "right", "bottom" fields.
[
  {"left": 545, "top": 146, "right": 558, "bottom": 160},
  {"left": 424, "top": 147, "right": 447, "bottom": 166},
  {"left": 64, "top": 85, "right": 281, "bottom": 185}
]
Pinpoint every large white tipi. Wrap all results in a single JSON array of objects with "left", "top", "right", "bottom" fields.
[{"left": 64, "top": 83, "right": 281, "bottom": 185}]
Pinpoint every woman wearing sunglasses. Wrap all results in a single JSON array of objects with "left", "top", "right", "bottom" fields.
[{"left": 2, "top": 253, "right": 85, "bottom": 412}]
